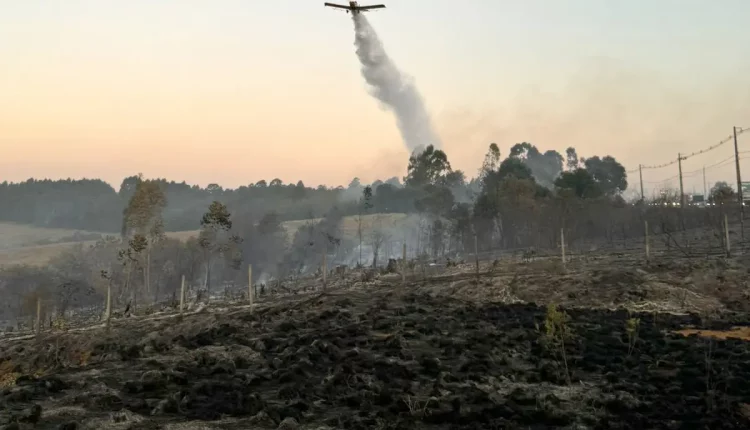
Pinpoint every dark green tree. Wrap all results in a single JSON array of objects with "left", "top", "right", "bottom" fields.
[
  {"left": 404, "top": 145, "right": 452, "bottom": 187},
  {"left": 710, "top": 181, "right": 735, "bottom": 204},
  {"left": 584, "top": 156, "right": 628, "bottom": 195},
  {"left": 198, "top": 201, "right": 242, "bottom": 298},
  {"left": 555, "top": 168, "right": 602, "bottom": 199},
  {"left": 565, "top": 147, "right": 579, "bottom": 171}
]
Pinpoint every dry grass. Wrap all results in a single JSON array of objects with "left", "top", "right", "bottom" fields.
[
  {"left": 0, "top": 359, "right": 19, "bottom": 388},
  {"left": 0, "top": 241, "right": 102, "bottom": 267},
  {"left": 675, "top": 326, "right": 750, "bottom": 341},
  {"left": 0, "top": 213, "right": 410, "bottom": 267},
  {"left": 0, "top": 222, "right": 103, "bottom": 250}
]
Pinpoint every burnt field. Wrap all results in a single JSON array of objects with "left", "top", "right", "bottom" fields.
[{"left": 2, "top": 261, "right": 750, "bottom": 430}]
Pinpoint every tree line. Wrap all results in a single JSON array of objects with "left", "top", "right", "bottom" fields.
[{"left": 1, "top": 141, "right": 739, "bottom": 327}]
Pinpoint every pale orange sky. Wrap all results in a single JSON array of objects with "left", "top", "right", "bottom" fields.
[{"left": 2, "top": 0, "right": 749, "bottom": 196}]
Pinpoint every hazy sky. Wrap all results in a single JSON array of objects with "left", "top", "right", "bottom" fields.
[{"left": 2, "top": 0, "right": 749, "bottom": 197}]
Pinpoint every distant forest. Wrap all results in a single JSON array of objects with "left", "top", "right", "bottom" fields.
[
  {"left": 0, "top": 174, "right": 437, "bottom": 233},
  {"left": 4, "top": 141, "right": 729, "bottom": 240}
]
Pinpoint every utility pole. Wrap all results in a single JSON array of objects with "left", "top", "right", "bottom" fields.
[
  {"left": 678, "top": 153, "right": 685, "bottom": 208},
  {"left": 639, "top": 164, "right": 644, "bottom": 202},
  {"left": 733, "top": 126, "right": 744, "bottom": 240}
]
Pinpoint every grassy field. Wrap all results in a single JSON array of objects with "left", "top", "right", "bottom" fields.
[
  {"left": 0, "top": 222, "right": 103, "bottom": 250},
  {"left": 167, "top": 213, "right": 411, "bottom": 242},
  {"left": 0, "top": 213, "right": 411, "bottom": 267}
]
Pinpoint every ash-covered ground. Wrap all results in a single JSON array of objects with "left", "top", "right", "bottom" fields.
[{"left": 2, "top": 254, "right": 750, "bottom": 429}]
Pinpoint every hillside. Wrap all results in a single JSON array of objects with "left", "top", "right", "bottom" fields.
[{"left": 0, "top": 214, "right": 412, "bottom": 267}]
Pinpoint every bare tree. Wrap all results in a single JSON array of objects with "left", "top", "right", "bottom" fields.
[{"left": 121, "top": 174, "right": 167, "bottom": 301}]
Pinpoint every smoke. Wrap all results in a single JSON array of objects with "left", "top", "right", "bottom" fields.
[{"left": 352, "top": 14, "right": 441, "bottom": 153}]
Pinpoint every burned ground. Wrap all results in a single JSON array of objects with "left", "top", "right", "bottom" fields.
[{"left": 2, "top": 273, "right": 750, "bottom": 429}]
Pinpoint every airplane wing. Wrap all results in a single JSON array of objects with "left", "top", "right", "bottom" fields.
[
  {"left": 356, "top": 5, "right": 385, "bottom": 10},
  {"left": 324, "top": 2, "right": 353, "bottom": 10}
]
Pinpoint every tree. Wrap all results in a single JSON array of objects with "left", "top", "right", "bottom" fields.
[
  {"left": 478, "top": 143, "right": 501, "bottom": 180},
  {"left": 356, "top": 186, "right": 374, "bottom": 266},
  {"left": 509, "top": 142, "right": 563, "bottom": 188},
  {"left": 429, "top": 218, "right": 447, "bottom": 258},
  {"left": 348, "top": 178, "right": 362, "bottom": 189},
  {"left": 555, "top": 168, "right": 602, "bottom": 199},
  {"left": 509, "top": 142, "right": 536, "bottom": 159},
  {"left": 496, "top": 158, "right": 534, "bottom": 182},
  {"left": 442, "top": 170, "right": 466, "bottom": 188},
  {"left": 121, "top": 175, "right": 167, "bottom": 300},
  {"left": 584, "top": 156, "right": 628, "bottom": 195},
  {"left": 48, "top": 244, "right": 99, "bottom": 316},
  {"left": 292, "top": 180, "right": 307, "bottom": 200},
  {"left": 234, "top": 211, "right": 288, "bottom": 284},
  {"left": 565, "top": 147, "right": 579, "bottom": 171},
  {"left": 198, "top": 201, "right": 242, "bottom": 299},
  {"left": 414, "top": 184, "right": 455, "bottom": 218},
  {"left": 117, "top": 234, "right": 148, "bottom": 309},
  {"left": 448, "top": 203, "right": 473, "bottom": 254},
  {"left": 206, "top": 183, "right": 223, "bottom": 195},
  {"left": 280, "top": 208, "right": 343, "bottom": 278},
  {"left": 404, "top": 145, "right": 452, "bottom": 187},
  {"left": 710, "top": 181, "right": 735, "bottom": 205}
]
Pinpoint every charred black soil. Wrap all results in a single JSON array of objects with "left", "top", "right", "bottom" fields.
[{"left": 2, "top": 286, "right": 750, "bottom": 429}]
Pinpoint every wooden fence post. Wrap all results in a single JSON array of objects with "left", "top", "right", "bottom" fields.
[
  {"left": 36, "top": 296, "right": 41, "bottom": 336},
  {"left": 322, "top": 253, "right": 327, "bottom": 290},
  {"left": 105, "top": 281, "right": 112, "bottom": 327},
  {"left": 180, "top": 275, "right": 186, "bottom": 313},
  {"left": 474, "top": 233, "right": 480, "bottom": 281},
  {"left": 725, "top": 214, "right": 731, "bottom": 257},
  {"left": 247, "top": 265, "right": 254, "bottom": 312},
  {"left": 401, "top": 242, "right": 407, "bottom": 286},
  {"left": 560, "top": 228, "right": 567, "bottom": 268}
]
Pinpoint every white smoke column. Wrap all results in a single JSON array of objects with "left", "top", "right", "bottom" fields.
[{"left": 352, "top": 14, "right": 441, "bottom": 152}]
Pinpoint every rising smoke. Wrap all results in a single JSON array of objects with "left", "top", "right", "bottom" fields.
[{"left": 352, "top": 14, "right": 441, "bottom": 153}]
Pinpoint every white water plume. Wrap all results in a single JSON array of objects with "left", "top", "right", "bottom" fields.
[{"left": 352, "top": 14, "right": 441, "bottom": 153}]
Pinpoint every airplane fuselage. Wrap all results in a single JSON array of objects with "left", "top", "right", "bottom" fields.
[{"left": 324, "top": 1, "right": 385, "bottom": 15}]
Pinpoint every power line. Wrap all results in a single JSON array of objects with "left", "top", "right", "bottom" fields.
[
  {"left": 681, "top": 155, "right": 736, "bottom": 176},
  {"left": 644, "top": 156, "right": 742, "bottom": 185},
  {"left": 630, "top": 127, "right": 749, "bottom": 172},
  {"left": 705, "top": 155, "right": 737, "bottom": 171}
]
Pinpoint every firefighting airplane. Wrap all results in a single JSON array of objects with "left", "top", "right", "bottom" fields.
[{"left": 324, "top": 1, "right": 386, "bottom": 14}]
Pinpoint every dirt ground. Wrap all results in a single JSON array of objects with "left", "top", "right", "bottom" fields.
[{"left": 1, "top": 253, "right": 750, "bottom": 429}]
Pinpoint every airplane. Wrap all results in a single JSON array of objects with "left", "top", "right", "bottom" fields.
[{"left": 324, "top": 1, "right": 385, "bottom": 14}]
